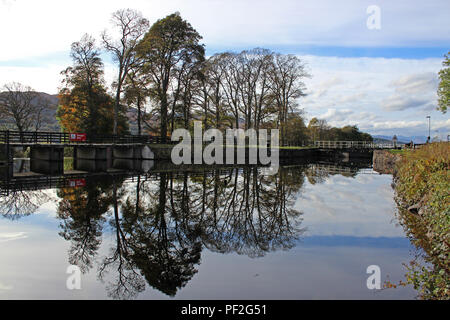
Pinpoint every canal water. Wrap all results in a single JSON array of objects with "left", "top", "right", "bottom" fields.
[{"left": 0, "top": 161, "right": 418, "bottom": 299}]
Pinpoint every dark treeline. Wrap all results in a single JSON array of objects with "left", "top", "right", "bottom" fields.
[
  {"left": 307, "top": 117, "right": 373, "bottom": 142},
  {"left": 54, "top": 9, "right": 372, "bottom": 145}
]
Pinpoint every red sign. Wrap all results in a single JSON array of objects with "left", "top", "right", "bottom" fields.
[
  {"left": 68, "top": 179, "right": 86, "bottom": 188},
  {"left": 69, "top": 133, "right": 87, "bottom": 142}
]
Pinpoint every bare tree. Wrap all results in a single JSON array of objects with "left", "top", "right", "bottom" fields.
[
  {"left": 123, "top": 67, "right": 150, "bottom": 135},
  {"left": 220, "top": 52, "right": 243, "bottom": 129},
  {"left": 102, "top": 9, "right": 149, "bottom": 134},
  {"left": 63, "top": 34, "right": 104, "bottom": 91},
  {"left": 0, "top": 189, "right": 52, "bottom": 220},
  {"left": 0, "top": 82, "right": 52, "bottom": 133},
  {"left": 194, "top": 51, "right": 309, "bottom": 144},
  {"left": 177, "top": 61, "right": 203, "bottom": 130},
  {"left": 269, "top": 54, "right": 309, "bottom": 145},
  {"left": 198, "top": 55, "right": 228, "bottom": 130},
  {"left": 237, "top": 48, "right": 274, "bottom": 131}
]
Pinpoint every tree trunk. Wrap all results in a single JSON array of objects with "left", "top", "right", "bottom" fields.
[
  {"left": 161, "top": 93, "right": 168, "bottom": 143},
  {"left": 137, "top": 94, "right": 142, "bottom": 135},
  {"left": 114, "top": 90, "right": 120, "bottom": 135}
]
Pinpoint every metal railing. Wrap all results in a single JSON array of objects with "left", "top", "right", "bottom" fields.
[
  {"left": 0, "top": 130, "right": 171, "bottom": 145},
  {"left": 0, "top": 172, "right": 152, "bottom": 194},
  {"left": 307, "top": 164, "right": 380, "bottom": 175},
  {"left": 0, "top": 170, "right": 212, "bottom": 194},
  {"left": 314, "top": 141, "right": 395, "bottom": 149}
]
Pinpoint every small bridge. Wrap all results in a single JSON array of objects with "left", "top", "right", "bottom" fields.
[
  {"left": 314, "top": 141, "right": 397, "bottom": 149},
  {"left": 0, "top": 130, "right": 166, "bottom": 146},
  {"left": 0, "top": 130, "right": 170, "bottom": 179}
]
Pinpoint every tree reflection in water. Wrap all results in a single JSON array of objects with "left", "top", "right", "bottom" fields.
[
  {"left": 0, "top": 189, "right": 51, "bottom": 220},
  {"left": 53, "top": 163, "right": 366, "bottom": 299},
  {"left": 57, "top": 176, "right": 116, "bottom": 273}
]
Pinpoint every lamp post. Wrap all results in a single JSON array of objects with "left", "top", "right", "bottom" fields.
[
  {"left": 392, "top": 135, "right": 398, "bottom": 148},
  {"left": 426, "top": 116, "right": 431, "bottom": 143}
]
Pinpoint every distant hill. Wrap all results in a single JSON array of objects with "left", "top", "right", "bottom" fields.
[
  {"left": 34, "top": 92, "right": 60, "bottom": 131},
  {"left": 0, "top": 92, "right": 60, "bottom": 131},
  {"left": 372, "top": 135, "right": 428, "bottom": 144},
  {"left": 373, "top": 137, "right": 397, "bottom": 144},
  {"left": 0, "top": 91, "right": 143, "bottom": 133}
]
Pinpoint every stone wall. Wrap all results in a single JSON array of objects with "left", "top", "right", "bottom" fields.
[
  {"left": 149, "top": 145, "right": 373, "bottom": 163},
  {"left": 373, "top": 150, "right": 402, "bottom": 174}
]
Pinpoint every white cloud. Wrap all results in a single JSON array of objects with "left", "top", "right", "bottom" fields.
[
  {"left": 310, "top": 77, "right": 344, "bottom": 98},
  {"left": 299, "top": 173, "right": 404, "bottom": 237},
  {"left": 319, "top": 109, "right": 353, "bottom": 121},
  {"left": 339, "top": 92, "right": 367, "bottom": 103},
  {"left": 391, "top": 72, "right": 439, "bottom": 94},
  {"left": 0, "top": 232, "right": 27, "bottom": 243},
  {"left": 353, "top": 111, "right": 378, "bottom": 121},
  {"left": 371, "top": 120, "right": 424, "bottom": 129},
  {"left": 382, "top": 95, "right": 428, "bottom": 111},
  {"left": 301, "top": 55, "right": 449, "bottom": 137},
  {"left": 1, "top": 0, "right": 449, "bottom": 61},
  {"left": 0, "top": 65, "right": 64, "bottom": 94},
  {"left": 379, "top": 72, "right": 440, "bottom": 111},
  {"left": 365, "top": 118, "right": 450, "bottom": 131}
]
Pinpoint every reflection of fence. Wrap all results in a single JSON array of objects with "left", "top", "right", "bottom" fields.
[
  {"left": 308, "top": 164, "right": 379, "bottom": 175},
  {"left": 0, "top": 172, "right": 147, "bottom": 194},
  {"left": 309, "top": 164, "right": 357, "bottom": 175},
  {"left": 0, "top": 130, "right": 169, "bottom": 145},
  {"left": 0, "top": 169, "right": 226, "bottom": 195},
  {"left": 314, "top": 141, "right": 395, "bottom": 149},
  {"left": 0, "top": 169, "right": 212, "bottom": 195}
]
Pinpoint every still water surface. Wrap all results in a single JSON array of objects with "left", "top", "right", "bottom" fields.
[{"left": 0, "top": 161, "right": 418, "bottom": 299}]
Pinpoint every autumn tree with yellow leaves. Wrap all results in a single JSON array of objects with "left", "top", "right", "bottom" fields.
[{"left": 57, "top": 34, "right": 128, "bottom": 135}]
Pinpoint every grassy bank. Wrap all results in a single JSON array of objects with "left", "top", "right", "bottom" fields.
[
  {"left": 388, "top": 149, "right": 408, "bottom": 155},
  {"left": 392, "top": 142, "right": 449, "bottom": 299},
  {"left": 64, "top": 157, "right": 74, "bottom": 171}
]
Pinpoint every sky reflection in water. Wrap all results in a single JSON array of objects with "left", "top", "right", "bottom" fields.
[{"left": 0, "top": 162, "right": 418, "bottom": 299}]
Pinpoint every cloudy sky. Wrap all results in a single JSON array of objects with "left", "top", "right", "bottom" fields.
[{"left": 0, "top": 0, "right": 449, "bottom": 139}]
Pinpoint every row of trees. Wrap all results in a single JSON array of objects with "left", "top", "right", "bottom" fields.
[
  {"left": 56, "top": 10, "right": 314, "bottom": 144},
  {"left": 307, "top": 117, "right": 373, "bottom": 142}
]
